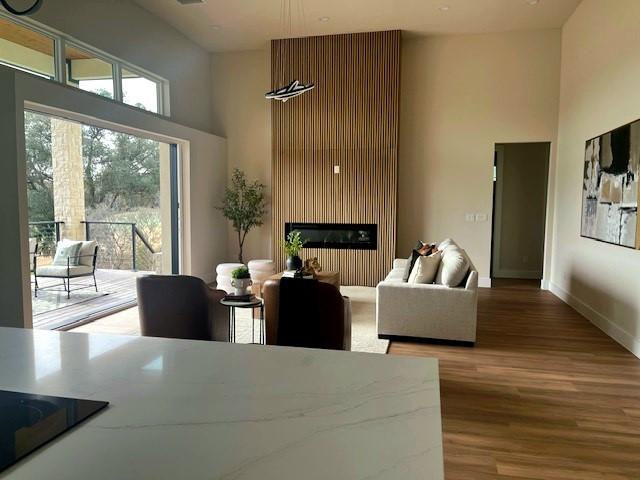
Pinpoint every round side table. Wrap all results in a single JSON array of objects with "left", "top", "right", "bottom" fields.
[{"left": 220, "top": 297, "right": 264, "bottom": 344}]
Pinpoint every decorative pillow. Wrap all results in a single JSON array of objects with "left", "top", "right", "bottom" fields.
[
  {"left": 53, "top": 240, "right": 82, "bottom": 266},
  {"left": 418, "top": 242, "right": 436, "bottom": 256},
  {"left": 408, "top": 251, "right": 442, "bottom": 284},
  {"left": 78, "top": 240, "right": 97, "bottom": 267},
  {"left": 435, "top": 246, "right": 469, "bottom": 287},
  {"left": 402, "top": 249, "right": 422, "bottom": 282},
  {"left": 437, "top": 238, "right": 458, "bottom": 251}
]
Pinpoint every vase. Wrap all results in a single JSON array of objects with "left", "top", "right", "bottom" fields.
[
  {"left": 231, "top": 278, "right": 252, "bottom": 296},
  {"left": 286, "top": 255, "right": 302, "bottom": 271}
]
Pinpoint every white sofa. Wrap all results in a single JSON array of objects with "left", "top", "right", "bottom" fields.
[{"left": 376, "top": 250, "right": 478, "bottom": 344}]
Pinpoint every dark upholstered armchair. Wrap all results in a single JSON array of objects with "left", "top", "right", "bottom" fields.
[
  {"left": 136, "top": 275, "right": 229, "bottom": 342},
  {"left": 262, "top": 277, "right": 351, "bottom": 350}
]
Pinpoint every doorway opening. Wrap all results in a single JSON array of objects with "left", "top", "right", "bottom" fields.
[
  {"left": 24, "top": 109, "right": 181, "bottom": 330},
  {"left": 491, "top": 143, "right": 550, "bottom": 288}
]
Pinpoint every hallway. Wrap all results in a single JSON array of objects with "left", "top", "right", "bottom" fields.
[{"left": 389, "top": 282, "right": 640, "bottom": 479}]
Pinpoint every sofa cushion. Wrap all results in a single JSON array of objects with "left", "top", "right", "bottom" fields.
[
  {"left": 36, "top": 265, "right": 94, "bottom": 277},
  {"left": 385, "top": 268, "right": 405, "bottom": 283},
  {"left": 435, "top": 246, "right": 470, "bottom": 287},
  {"left": 408, "top": 251, "right": 442, "bottom": 284}
]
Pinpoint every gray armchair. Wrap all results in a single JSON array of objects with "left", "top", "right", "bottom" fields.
[{"left": 136, "top": 275, "right": 229, "bottom": 342}]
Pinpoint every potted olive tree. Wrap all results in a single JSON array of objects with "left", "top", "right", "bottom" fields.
[
  {"left": 283, "top": 231, "right": 306, "bottom": 271},
  {"left": 219, "top": 169, "right": 267, "bottom": 264}
]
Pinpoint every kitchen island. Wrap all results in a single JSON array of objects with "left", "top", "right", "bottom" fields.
[{"left": 0, "top": 327, "right": 443, "bottom": 479}]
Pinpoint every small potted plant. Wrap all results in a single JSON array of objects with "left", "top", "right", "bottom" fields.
[
  {"left": 283, "top": 231, "right": 306, "bottom": 271},
  {"left": 230, "top": 265, "right": 252, "bottom": 296}
]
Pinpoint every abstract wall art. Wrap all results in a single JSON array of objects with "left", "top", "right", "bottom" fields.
[{"left": 582, "top": 119, "right": 640, "bottom": 248}]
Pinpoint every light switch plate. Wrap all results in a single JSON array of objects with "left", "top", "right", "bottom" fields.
[
  {"left": 333, "top": 165, "right": 340, "bottom": 174},
  {"left": 465, "top": 213, "right": 475, "bottom": 222},
  {"left": 475, "top": 213, "right": 488, "bottom": 222}
]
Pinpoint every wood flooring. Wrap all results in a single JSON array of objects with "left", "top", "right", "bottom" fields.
[{"left": 389, "top": 279, "right": 640, "bottom": 479}]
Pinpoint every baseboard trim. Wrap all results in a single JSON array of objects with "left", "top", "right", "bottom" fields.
[
  {"left": 549, "top": 282, "right": 640, "bottom": 359},
  {"left": 378, "top": 334, "right": 475, "bottom": 347},
  {"left": 493, "top": 269, "right": 543, "bottom": 279},
  {"left": 479, "top": 277, "right": 491, "bottom": 288}
]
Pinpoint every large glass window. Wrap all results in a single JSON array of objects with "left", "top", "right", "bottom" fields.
[
  {"left": 0, "top": 16, "right": 54, "bottom": 78},
  {"left": 65, "top": 43, "right": 115, "bottom": 99},
  {"left": 0, "top": 12, "right": 168, "bottom": 115},
  {"left": 122, "top": 69, "right": 159, "bottom": 113}
]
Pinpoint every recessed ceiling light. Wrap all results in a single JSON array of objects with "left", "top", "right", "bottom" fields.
[
  {"left": 526, "top": 0, "right": 539, "bottom": 5},
  {"left": 318, "top": 16, "right": 330, "bottom": 22},
  {"left": 210, "top": 24, "right": 221, "bottom": 30},
  {"left": 438, "top": 5, "right": 450, "bottom": 11}
]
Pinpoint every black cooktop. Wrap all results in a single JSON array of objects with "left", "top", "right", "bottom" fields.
[{"left": 0, "top": 390, "right": 108, "bottom": 473}]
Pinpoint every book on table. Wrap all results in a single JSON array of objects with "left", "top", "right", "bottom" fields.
[
  {"left": 223, "top": 294, "right": 255, "bottom": 302},
  {"left": 282, "top": 270, "right": 314, "bottom": 279}
]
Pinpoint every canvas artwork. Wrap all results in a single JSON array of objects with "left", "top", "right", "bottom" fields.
[{"left": 582, "top": 120, "right": 640, "bottom": 248}]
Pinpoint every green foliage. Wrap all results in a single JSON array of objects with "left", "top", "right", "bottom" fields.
[
  {"left": 231, "top": 266, "right": 250, "bottom": 279},
  {"left": 219, "top": 169, "right": 267, "bottom": 263},
  {"left": 24, "top": 111, "right": 161, "bottom": 219},
  {"left": 24, "top": 111, "right": 163, "bottom": 272},
  {"left": 282, "top": 231, "right": 305, "bottom": 258},
  {"left": 25, "top": 111, "right": 54, "bottom": 221}
]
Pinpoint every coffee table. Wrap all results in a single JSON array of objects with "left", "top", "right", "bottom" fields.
[{"left": 267, "top": 270, "right": 340, "bottom": 289}]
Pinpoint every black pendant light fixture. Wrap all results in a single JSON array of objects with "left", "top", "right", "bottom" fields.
[
  {"left": 265, "top": 0, "right": 314, "bottom": 102},
  {"left": 1, "top": 0, "right": 43, "bottom": 16}
]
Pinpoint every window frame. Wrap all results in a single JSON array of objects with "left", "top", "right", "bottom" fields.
[{"left": 0, "top": 11, "right": 170, "bottom": 116}]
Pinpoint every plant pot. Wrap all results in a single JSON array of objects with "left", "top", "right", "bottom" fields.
[
  {"left": 286, "top": 255, "right": 303, "bottom": 271},
  {"left": 231, "top": 277, "right": 252, "bottom": 296}
]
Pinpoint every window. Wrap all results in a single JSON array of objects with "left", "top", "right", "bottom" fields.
[
  {"left": 0, "top": 12, "right": 168, "bottom": 115},
  {"left": 0, "top": 16, "right": 54, "bottom": 79},
  {"left": 65, "top": 43, "right": 115, "bottom": 99},
  {"left": 122, "top": 69, "right": 159, "bottom": 113}
]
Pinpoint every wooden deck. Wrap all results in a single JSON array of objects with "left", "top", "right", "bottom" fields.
[{"left": 32, "top": 269, "right": 148, "bottom": 330}]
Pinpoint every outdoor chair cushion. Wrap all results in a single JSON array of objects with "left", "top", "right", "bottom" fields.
[
  {"left": 53, "top": 240, "right": 82, "bottom": 266},
  {"left": 29, "top": 238, "right": 37, "bottom": 271},
  {"left": 36, "top": 265, "right": 94, "bottom": 277},
  {"left": 78, "top": 240, "right": 97, "bottom": 266}
]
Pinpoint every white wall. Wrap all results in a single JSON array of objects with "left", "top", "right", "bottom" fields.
[
  {"left": 399, "top": 30, "right": 561, "bottom": 284},
  {"left": 211, "top": 50, "right": 272, "bottom": 262},
  {"left": 31, "top": 0, "right": 214, "bottom": 133},
  {"left": 0, "top": 67, "right": 227, "bottom": 328},
  {"left": 551, "top": 0, "right": 640, "bottom": 357}
]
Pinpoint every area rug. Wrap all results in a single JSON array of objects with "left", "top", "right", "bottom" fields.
[
  {"left": 234, "top": 286, "right": 389, "bottom": 354},
  {"left": 32, "top": 287, "right": 109, "bottom": 316}
]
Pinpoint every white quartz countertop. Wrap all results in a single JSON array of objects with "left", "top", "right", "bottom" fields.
[{"left": 0, "top": 327, "right": 443, "bottom": 479}]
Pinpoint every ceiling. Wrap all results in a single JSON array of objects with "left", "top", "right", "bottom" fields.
[{"left": 133, "top": 0, "right": 581, "bottom": 53}]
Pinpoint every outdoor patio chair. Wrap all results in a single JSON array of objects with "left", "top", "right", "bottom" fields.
[
  {"left": 35, "top": 240, "right": 99, "bottom": 299},
  {"left": 29, "top": 238, "right": 38, "bottom": 290}
]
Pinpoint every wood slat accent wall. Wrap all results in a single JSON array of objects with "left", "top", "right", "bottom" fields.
[{"left": 271, "top": 31, "right": 400, "bottom": 286}]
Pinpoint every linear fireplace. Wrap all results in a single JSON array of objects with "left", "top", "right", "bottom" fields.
[{"left": 285, "top": 223, "right": 377, "bottom": 250}]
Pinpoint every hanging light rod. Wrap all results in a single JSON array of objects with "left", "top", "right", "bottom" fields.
[
  {"left": 1, "top": 0, "right": 43, "bottom": 15},
  {"left": 265, "top": 79, "right": 314, "bottom": 102},
  {"left": 266, "top": 0, "right": 314, "bottom": 102}
]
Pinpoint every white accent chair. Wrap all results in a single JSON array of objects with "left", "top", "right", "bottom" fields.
[
  {"left": 376, "top": 250, "right": 478, "bottom": 344},
  {"left": 35, "top": 240, "right": 99, "bottom": 299}
]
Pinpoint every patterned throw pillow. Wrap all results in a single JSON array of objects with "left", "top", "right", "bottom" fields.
[{"left": 52, "top": 241, "right": 82, "bottom": 266}]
